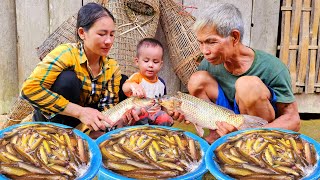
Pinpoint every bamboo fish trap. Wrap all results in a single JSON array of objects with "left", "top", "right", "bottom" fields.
[
  {"left": 104, "top": 0, "right": 160, "bottom": 76},
  {"left": 159, "top": 0, "right": 203, "bottom": 86}
]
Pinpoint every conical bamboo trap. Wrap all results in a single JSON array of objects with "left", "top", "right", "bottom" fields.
[
  {"left": 105, "top": 0, "right": 160, "bottom": 76},
  {"left": 159, "top": 0, "right": 203, "bottom": 86}
]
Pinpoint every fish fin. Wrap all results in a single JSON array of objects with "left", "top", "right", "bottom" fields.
[
  {"left": 194, "top": 124, "right": 205, "bottom": 137},
  {"left": 238, "top": 115, "right": 269, "bottom": 130}
]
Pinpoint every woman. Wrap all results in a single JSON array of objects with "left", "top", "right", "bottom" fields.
[{"left": 21, "top": 2, "right": 138, "bottom": 135}]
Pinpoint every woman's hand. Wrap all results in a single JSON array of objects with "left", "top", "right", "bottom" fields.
[
  {"left": 78, "top": 107, "right": 107, "bottom": 131},
  {"left": 61, "top": 103, "right": 108, "bottom": 131}
]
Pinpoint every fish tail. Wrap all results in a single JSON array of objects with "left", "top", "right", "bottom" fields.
[{"left": 238, "top": 115, "right": 268, "bottom": 130}]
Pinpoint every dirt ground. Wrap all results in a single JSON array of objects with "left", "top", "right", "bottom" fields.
[
  {"left": 1, "top": 114, "right": 319, "bottom": 141},
  {"left": 298, "top": 113, "right": 320, "bottom": 142}
]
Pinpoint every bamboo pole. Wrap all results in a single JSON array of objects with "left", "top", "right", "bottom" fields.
[
  {"left": 307, "top": 0, "right": 319, "bottom": 93},
  {"left": 289, "top": 0, "right": 302, "bottom": 93},
  {"left": 279, "top": 0, "right": 292, "bottom": 66},
  {"left": 297, "top": 0, "right": 311, "bottom": 93}
]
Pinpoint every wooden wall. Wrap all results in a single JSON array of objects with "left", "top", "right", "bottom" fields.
[
  {"left": 278, "top": 0, "right": 320, "bottom": 113},
  {"left": 0, "top": 0, "right": 297, "bottom": 114},
  {"left": 0, "top": 1, "right": 19, "bottom": 114}
]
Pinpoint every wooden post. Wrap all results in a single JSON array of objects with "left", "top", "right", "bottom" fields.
[
  {"left": 0, "top": 0, "right": 19, "bottom": 114},
  {"left": 183, "top": 0, "right": 253, "bottom": 46},
  {"left": 250, "top": 0, "right": 280, "bottom": 55},
  {"left": 49, "top": 0, "right": 82, "bottom": 34},
  {"left": 83, "top": 0, "right": 95, "bottom": 5},
  {"left": 16, "top": 0, "right": 50, "bottom": 86}
]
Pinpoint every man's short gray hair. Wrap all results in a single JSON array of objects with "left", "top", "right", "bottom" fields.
[{"left": 193, "top": 3, "right": 244, "bottom": 41}]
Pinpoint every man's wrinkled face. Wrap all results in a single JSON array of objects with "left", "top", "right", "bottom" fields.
[{"left": 196, "top": 26, "right": 233, "bottom": 65}]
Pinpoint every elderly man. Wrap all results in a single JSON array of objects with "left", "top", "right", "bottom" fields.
[{"left": 188, "top": 3, "right": 300, "bottom": 143}]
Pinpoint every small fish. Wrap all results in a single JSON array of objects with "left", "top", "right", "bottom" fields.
[
  {"left": 159, "top": 92, "right": 268, "bottom": 137},
  {"left": 100, "top": 126, "right": 203, "bottom": 179},
  {"left": 213, "top": 129, "right": 317, "bottom": 179}
]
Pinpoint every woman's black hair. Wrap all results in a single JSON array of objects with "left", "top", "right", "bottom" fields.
[{"left": 76, "top": 2, "right": 115, "bottom": 41}]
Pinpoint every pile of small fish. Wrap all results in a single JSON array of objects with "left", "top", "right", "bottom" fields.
[
  {"left": 214, "top": 129, "right": 318, "bottom": 180},
  {"left": 100, "top": 126, "right": 203, "bottom": 179},
  {"left": 0, "top": 124, "right": 90, "bottom": 180}
]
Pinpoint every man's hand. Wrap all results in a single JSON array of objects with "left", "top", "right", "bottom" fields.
[
  {"left": 215, "top": 121, "right": 237, "bottom": 137},
  {"left": 204, "top": 121, "right": 237, "bottom": 144},
  {"left": 168, "top": 110, "right": 186, "bottom": 123},
  {"left": 119, "top": 108, "right": 147, "bottom": 126},
  {"left": 204, "top": 130, "right": 220, "bottom": 144}
]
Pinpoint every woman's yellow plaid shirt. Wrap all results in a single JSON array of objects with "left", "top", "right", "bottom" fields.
[{"left": 21, "top": 43, "right": 121, "bottom": 119}]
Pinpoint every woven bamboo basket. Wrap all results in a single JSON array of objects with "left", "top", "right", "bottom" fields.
[
  {"left": 159, "top": 0, "right": 202, "bottom": 86},
  {"left": 37, "top": 15, "right": 77, "bottom": 60},
  {"left": 106, "top": 0, "right": 160, "bottom": 76},
  {"left": 0, "top": 98, "right": 34, "bottom": 130}
]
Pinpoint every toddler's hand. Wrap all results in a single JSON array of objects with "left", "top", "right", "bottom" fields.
[{"left": 130, "top": 84, "right": 146, "bottom": 98}]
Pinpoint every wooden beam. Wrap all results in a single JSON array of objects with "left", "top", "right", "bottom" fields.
[
  {"left": 295, "top": 94, "right": 320, "bottom": 113},
  {"left": 16, "top": 0, "right": 50, "bottom": 87}
]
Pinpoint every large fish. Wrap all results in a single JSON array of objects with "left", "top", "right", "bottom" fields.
[
  {"left": 76, "top": 97, "right": 156, "bottom": 132},
  {"left": 102, "top": 97, "right": 156, "bottom": 127},
  {"left": 158, "top": 92, "right": 268, "bottom": 137}
]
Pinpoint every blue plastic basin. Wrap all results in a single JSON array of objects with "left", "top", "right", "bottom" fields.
[
  {"left": 0, "top": 122, "right": 101, "bottom": 180},
  {"left": 205, "top": 128, "right": 320, "bottom": 180},
  {"left": 96, "top": 125, "right": 209, "bottom": 180}
]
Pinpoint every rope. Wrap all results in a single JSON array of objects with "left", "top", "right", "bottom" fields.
[{"left": 176, "top": 2, "right": 197, "bottom": 16}]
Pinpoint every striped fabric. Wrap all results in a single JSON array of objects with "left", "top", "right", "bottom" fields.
[{"left": 21, "top": 43, "right": 121, "bottom": 118}]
